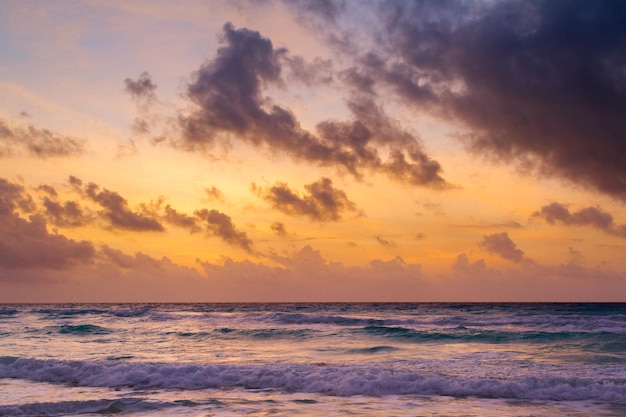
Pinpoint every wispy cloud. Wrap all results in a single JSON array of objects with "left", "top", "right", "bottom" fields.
[{"left": 0, "top": 118, "right": 86, "bottom": 159}]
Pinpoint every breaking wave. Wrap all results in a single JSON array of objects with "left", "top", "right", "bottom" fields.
[{"left": 1, "top": 356, "right": 624, "bottom": 402}]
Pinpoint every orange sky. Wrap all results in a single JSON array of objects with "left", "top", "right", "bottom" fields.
[{"left": 1, "top": 0, "right": 625, "bottom": 302}]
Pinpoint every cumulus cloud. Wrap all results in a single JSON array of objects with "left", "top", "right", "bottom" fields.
[
  {"left": 160, "top": 205, "right": 253, "bottom": 252},
  {"left": 199, "top": 244, "right": 425, "bottom": 301},
  {"left": 533, "top": 202, "right": 626, "bottom": 238},
  {"left": 37, "top": 184, "right": 58, "bottom": 197},
  {"left": 124, "top": 72, "right": 157, "bottom": 101},
  {"left": 479, "top": 232, "right": 526, "bottom": 263},
  {"left": 347, "top": 0, "right": 626, "bottom": 200},
  {"left": 0, "top": 178, "right": 34, "bottom": 215},
  {"left": 0, "top": 118, "right": 86, "bottom": 159},
  {"left": 316, "top": 97, "right": 449, "bottom": 187},
  {"left": 0, "top": 213, "right": 95, "bottom": 271},
  {"left": 42, "top": 198, "right": 91, "bottom": 228},
  {"left": 195, "top": 208, "right": 254, "bottom": 252},
  {"left": 254, "top": 177, "right": 357, "bottom": 221},
  {"left": 453, "top": 253, "right": 487, "bottom": 275},
  {"left": 163, "top": 205, "right": 201, "bottom": 233},
  {"left": 173, "top": 23, "right": 448, "bottom": 188},
  {"left": 69, "top": 178, "right": 164, "bottom": 232}
]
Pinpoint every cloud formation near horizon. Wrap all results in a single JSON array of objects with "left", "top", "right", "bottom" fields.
[
  {"left": 479, "top": 232, "right": 527, "bottom": 263},
  {"left": 0, "top": 178, "right": 95, "bottom": 271}
]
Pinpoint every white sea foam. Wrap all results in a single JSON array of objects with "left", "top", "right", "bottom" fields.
[{"left": 1, "top": 356, "right": 624, "bottom": 401}]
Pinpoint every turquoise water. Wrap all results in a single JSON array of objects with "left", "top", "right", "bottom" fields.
[{"left": 0, "top": 303, "right": 625, "bottom": 416}]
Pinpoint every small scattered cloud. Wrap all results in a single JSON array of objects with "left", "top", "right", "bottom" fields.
[
  {"left": 69, "top": 177, "right": 164, "bottom": 232},
  {"left": 195, "top": 208, "right": 253, "bottom": 252},
  {"left": 271, "top": 221, "right": 288, "bottom": 236},
  {"left": 374, "top": 234, "right": 396, "bottom": 247},
  {"left": 204, "top": 186, "right": 224, "bottom": 202},
  {"left": 254, "top": 177, "right": 357, "bottom": 221},
  {"left": 478, "top": 232, "right": 526, "bottom": 263},
  {"left": 0, "top": 178, "right": 35, "bottom": 215},
  {"left": 124, "top": 71, "right": 157, "bottom": 101},
  {"left": 163, "top": 205, "right": 201, "bottom": 233},
  {"left": 533, "top": 202, "right": 626, "bottom": 238}
]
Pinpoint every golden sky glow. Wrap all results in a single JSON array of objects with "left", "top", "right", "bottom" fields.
[{"left": 1, "top": 0, "right": 625, "bottom": 302}]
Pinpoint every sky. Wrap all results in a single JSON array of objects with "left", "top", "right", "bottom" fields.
[{"left": 1, "top": 0, "right": 625, "bottom": 302}]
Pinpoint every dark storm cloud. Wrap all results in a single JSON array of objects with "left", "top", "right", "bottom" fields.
[
  {"left": 0, "top": 118, "right": 86, "bottom": 158},
  {"left": 124, "top": 72, "right": 157, "bottom": 100},
  {"left": 255, "top": 177, "right": 357, "bottom": 221},
  {"left": 195, "top": 208, "right": 253, "bottom": 252},
  {"left": 0, "top": 213, "right": 95, "bottom": 270},
  {"left": 367, "top": 0, "right": 626, "bottom": 199},
  {"left": 533, "top": 202, "right": 626, "bottom": 238},
  {"left": 479, "top": 232, "right": 526, "bottom": 263},
  {"left": 178, "top": 23, "right": 448, "bottom": 188},
  {"left": 78, "top": 180, "right": 164, "bottom": 232}
]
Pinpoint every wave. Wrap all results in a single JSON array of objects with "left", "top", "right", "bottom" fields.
[
  {"left": 346, "top": 346, "right": 398, "bottom": 354},
  {"left": 0, "top": 308, "right": 17, "bottom": 317},
  {"left": 35, "top": 307, "right": 110, "bottom": 318},
  {"left": 0, "top": 356, "right": 624, "bottom": 402},
  {"left": 264, "top": 310, "right": 626, "bottom": 334},
  {"left": 0, "top": 397, "right": 176, "bottom": 417},
  {"left": 358, "top": 325, "right": 625, "bottom": 344},
  {"left": 270, "top": 312, "right": 388, "bottom": 326},
  {"left": 56, "top": 324, "right": 111, "bottom": 335},
  {"left": 30, "top": 305, "right": 153, "bottom": 319}
]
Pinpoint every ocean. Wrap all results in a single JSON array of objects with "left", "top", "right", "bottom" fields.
[{"left": 0, "top": 303, "right": 624, "bottom": 416}]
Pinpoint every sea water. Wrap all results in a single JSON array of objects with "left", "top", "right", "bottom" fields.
[{"left": 0, "top": 303, "right": 624, "bottom": 416}]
